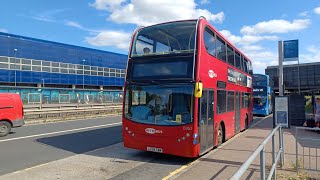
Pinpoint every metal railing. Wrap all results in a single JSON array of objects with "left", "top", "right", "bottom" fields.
[
  {"left": 295, "top": 127, "right": 320, "bottom": 173},
  {"left": 230, "top": 125, "right": 284, "bottom": 180},
  {"left": 23, "top": 103, "right": 122, "bottom": 119}
]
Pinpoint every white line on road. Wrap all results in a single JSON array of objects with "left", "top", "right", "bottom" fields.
[{"left": 0, "top": 122, "right": 122, "bottom": 143}]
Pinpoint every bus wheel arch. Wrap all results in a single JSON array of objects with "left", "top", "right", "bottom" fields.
[{"left": 218, "top": 121, "right": 225, "bottom": 146}]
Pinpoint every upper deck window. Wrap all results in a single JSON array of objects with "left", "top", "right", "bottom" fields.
[
  {"left": 216, "top": 36, "right": 226, "bottom": 62},
  {"left": 204, "top": 28, "right": 216, "bottom": 56},
  {"left": 131, "top": 21, "right": 197, "bottom": 57}
]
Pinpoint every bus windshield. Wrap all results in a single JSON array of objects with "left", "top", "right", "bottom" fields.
[
  {"left": 253, "top": 87, "right": 267, "bottom": 107},
  {"left": 254, "top": 97, "right": 267, "bottom": 106},
  {"left": 131, "top": 21, "right": 197, "bottom": 57},
  {"left": 125, "top": 84, "right": 193, "bottom": 126},
  {"left": 253, "top": 74, "right": 268, "bottom": 86}
]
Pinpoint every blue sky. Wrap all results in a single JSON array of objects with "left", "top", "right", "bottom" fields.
[{"left": 1, "top": 0, "right": 320, "bottom": 73}]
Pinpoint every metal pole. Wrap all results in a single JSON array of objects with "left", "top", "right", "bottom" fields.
[
  {"left": 82, "top": 59, "right": 85, "bottom": 90},
  {"left": 260, "top": 147, "right": 265, "bottom": 180},
  {"left": 297, "top": 59, "right": 300, "bottom": 94},
  {"left": 279, "top": 126, "right": 283, "bottom": 168},
  {"left": 14, "top": 49, "right": 17, "bottom": 90},
  {"left": 296, "top": 127, "right": 299, "bottom": 173},
  {"left": 272, "top": 134, "right": 276, "bottom": 180},
  {"left": 41, "top": 79, "right": 44, "bottom": 109},
  {"left": 278, "top": 41, "right": 284, "bottom": 96},
  {"left": 282, "top": 126, "right": 285, "bottom": 165}
]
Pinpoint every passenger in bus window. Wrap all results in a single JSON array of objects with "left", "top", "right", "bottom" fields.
[{"left": 143, "top": 47, "right": 150, "bottom": 54}]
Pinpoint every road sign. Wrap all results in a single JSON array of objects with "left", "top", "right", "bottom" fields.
[{"left": 283, "top": 40, "right": 298, "bottom": 61}]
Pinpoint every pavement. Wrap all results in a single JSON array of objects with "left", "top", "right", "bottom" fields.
[{"left": 170, "top": 115, "right": 320, "bottom": 180}]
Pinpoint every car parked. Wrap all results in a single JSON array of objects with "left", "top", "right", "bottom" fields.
[{"left": 0, "top": 93, "right": 24, "bottom": 137}]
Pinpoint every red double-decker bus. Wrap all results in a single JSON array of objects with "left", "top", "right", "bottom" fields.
[{"left": 122, "top": 17, "right": 253, "bottom": 158}]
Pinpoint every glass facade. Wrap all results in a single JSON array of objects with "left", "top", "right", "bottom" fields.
[
  {"left": 265, "top": 63, "right": 320, "bottom": 91},
  {"left": 0, "top": 32, "right": 127, "bottom": 87},
  {"left": 0, "top": 87, "right": 123, "bottom": 105}
]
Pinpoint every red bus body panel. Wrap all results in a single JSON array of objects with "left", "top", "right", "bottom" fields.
[
  {"left": 122, "top": 119, "right": 198, "bottom": 157},
  {"left": 0, "top": 93, "right": 24, "bottom": 127}
]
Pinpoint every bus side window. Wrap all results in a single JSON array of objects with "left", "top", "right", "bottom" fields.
[
  {"left": 217, "top": 90, "right": 226, "bottom": 113},
  {"left": 216, "top": 36, "right": 226, "bottom": 62},
  {"left": 248, "top": 61, "right": 253, "bottom": 75},
  {"left": 235, "top": 51, "right": 241, "bottom": 69},
  {"left": 227, "top": 45, "right": 235, "bottom": 66},
  {"left": 203, "top": 28, "right": 216, "bottom": 57},
  {"left": 243, "top": 58, "right": 249, "bottom": 73}
]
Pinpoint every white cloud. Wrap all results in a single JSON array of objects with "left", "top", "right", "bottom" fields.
[
  {"left": 299, "top": 11, "right": 309, "bottom": 17},
  {"left": 249, "top": 52, "right": 278, "bottom": 74},
  {"left": 31, "top": 9, "right": 67, "bottom": 23},
  {"left": 241, "top": 45, "right": 264, "bottom": 52},
  {"left": 64, "top": 20, "right": 130, "bottom": 50},
  {"left": 65, "top": 21, "right": 99, "bottom": 33},
  {"left": 300, "top": 45, "right": 320, "bottom": 63},
  {"left": 220, "top": 30, "right": 278, "bottom": 45},
  {"left": 65, "top": 21, "right": 83, "bottom": 29},
  {"left": 314, "top": 7, "right": 320, "bottom": 15},
  {"left": 89, "top": 0, "right": 125, "bottom": 11},
  {"left": 0, "top": 28, "right": 8, "bottom": 33},
  {"left": 85, "top": 31, "right": 131, "bottom": 50},
  {"left": 240, "top": 19, "right": 311, "bottom": 35},
  {"left": 91, "top": 0, "right": 224, "bottom": 26},
  {"left": 200, "top": 0, "right": 209, "bottom": 4},
  {"left": 241, "top": 35, "right": 278, "bottom": 45}
]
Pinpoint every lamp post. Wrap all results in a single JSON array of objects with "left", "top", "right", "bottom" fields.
[
  {"left": 82, "top": 59, "right": 85, "bottom": 89},
  {"left": 42, "top": 79, "right": 45, "bottom": 89},
  {"left": 41, "top": 79, "right": 44, "bottom": 109},
  {"left": 14, "top": 49, "right": 18, "bottom": 90}
]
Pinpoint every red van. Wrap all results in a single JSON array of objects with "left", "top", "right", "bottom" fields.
[{"left": 0, "top": 93, "right": 24, "bottom": 137}]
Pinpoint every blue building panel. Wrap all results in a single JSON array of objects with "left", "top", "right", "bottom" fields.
[{"left": 0, "top": 32, "right": 127, "bottom": 88}]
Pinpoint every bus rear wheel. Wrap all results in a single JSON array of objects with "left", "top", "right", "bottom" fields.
[
  {"left": 245, "top": 115, "right": 249, "bottom": 129},
  {"left": 218, "top": 124, "right": 224, "bottom": 146}
]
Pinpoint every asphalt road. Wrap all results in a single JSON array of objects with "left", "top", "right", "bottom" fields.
[
  {"left": 0, "top": 116, "right": 123, "bottom": 175},
  {"left": 0, "top": 116, "right": 264, "bottom": 179}
]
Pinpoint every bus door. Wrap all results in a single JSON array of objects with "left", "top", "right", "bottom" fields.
[
  {"left": 199, "top": 90, "right": 214, "bottom": 154},
  {"left": 235, "top": 92, "right": 241, "bottom": 133}
]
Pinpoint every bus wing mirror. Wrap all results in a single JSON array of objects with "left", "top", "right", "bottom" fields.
[{"left": 194, "top": 82, "right": 203, "bottom": 98}]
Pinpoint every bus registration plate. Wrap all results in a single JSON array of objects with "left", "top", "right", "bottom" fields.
[{"left": 147, "top": 146, "right": 163, "bottom": 153}]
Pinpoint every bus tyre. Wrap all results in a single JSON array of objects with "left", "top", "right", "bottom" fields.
[
  {"left": 245, "top": 116, "right": 249, "bottom": 129},
  {"left": 0, "top": 121, "right": 11, "bottom": 137},
  {"left": 218, "top": 124, "right": 224, "bottom": 146}
]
